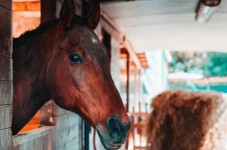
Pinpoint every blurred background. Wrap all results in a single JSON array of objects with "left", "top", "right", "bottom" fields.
[{"left": 10, "top": 0, "right": 227, "bottom": 149}]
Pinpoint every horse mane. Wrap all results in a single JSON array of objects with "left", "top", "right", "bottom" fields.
[{"left": 13, "top": 15, "right": 88, "bottom": 49}]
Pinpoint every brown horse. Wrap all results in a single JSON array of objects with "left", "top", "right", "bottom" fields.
[{"left": 12, "top": 0, "right": 130, "bottom": 149}]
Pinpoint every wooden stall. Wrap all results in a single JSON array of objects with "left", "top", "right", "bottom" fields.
[{"left": 0, "top": 0, "right": 13, "bottom": 150}]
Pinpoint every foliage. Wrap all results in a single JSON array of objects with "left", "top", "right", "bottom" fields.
[
  {"left": 169, "top": 51, "right": 227, "bottom": 77},
  {"left": 201, "top": 52, "right": 227, "bottom": 76},
  {"left": 169, "top": 51, "right": 206, "bottom": 74}
]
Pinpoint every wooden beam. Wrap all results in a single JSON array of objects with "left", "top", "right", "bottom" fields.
[
  {"left": 0, "top": 129, "right": 12, "bottom": 149},
  {"left": 41, "top": 0, "right": 56, "bottom": 23},
  {"left": 0, "top": 0, "right": 12, "bottom": 10},
  {"left": 0, "top": 105, "right": 12, "bottom": 129},
  {"left": 12, "top": 126, "right": 54, "bottom": 147},
  {"left": 13, "top": 2, "right": 40, "bottom": 11},
  {"left": 0, "top": 31, "right": 12, "bottom": 57},
  {"left": 0, "top": 6, "right": 12, "bottom": 34},
  {"left": 0, "top": 1, "right": 13, "bottom": 149},
  {"left": 0, "top": 81, "right": 13, "bottom": 105},
  {"left": 0, "top": 56, "right": 12, "bottom": 81}
]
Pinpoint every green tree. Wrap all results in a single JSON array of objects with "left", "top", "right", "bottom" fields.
[
  {"left": 169, "top": 51, "right": 227, "bottom": 77},
  {"left": 169, "top": 51, "right": 206, "bottom": 74},
  {"left": 201, "top": 52, "right": 227, "bottom": 77}
]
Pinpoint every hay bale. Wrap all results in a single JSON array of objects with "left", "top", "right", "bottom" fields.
[{"left": 146, "top": 90, "right": 227, "bottom": 150}]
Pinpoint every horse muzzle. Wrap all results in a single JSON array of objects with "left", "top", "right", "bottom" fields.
[{"left": 96, "top": 116, "right": 131, "bottom": 150}]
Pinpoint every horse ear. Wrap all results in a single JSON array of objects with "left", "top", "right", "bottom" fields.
[
  {"left": 60, "top": 0, "right": 75, "bottom": 28},
  {"left": 83, "top": 1, "right": 100, "bottom": 29}
]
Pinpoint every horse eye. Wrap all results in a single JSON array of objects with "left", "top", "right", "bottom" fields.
[{"left": 69, "top": 53, "right": 83, "bottom": 64}]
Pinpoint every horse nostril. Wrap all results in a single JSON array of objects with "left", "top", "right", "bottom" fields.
[
  {"left": 107, "top": 117, "right": 131, "bottom": 144},
  {"left": 107, "top": 117, "right": 121, "bottom": 140}
]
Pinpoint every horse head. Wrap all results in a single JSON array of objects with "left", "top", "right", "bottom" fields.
[{"left": 44, "top": 0, "right": 130, "bottom": 149}]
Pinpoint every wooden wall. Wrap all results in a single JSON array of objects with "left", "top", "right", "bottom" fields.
[
  {"left": 13, "top": 105, "right": 84, "bottom": 150},
  {"left": 0, "top": 0, "right": 13, "bottom": 150}
]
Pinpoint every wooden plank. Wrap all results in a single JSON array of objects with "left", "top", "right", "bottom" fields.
[
  {"left": 0, "top": 56, "right": 12, "bottom": 81},
  {"left": 57, "top": 137, "right": 81, "bottom": 150},
  {"left": 42, "top": 134, "right": 53, "bottom": 150},
  {"left": 0, "top": 105, "right": 12, "bottom": 129},
  {"left": 0, "top": 31, "right": 12, "bottom": 57},
  {"left": 54, "top": 113, "right": 81, "bottom": 130},
  {"left": 0, "top": 6, "right": 12, "bottom": 34},
  {"left": 0, "top": 128, "right": 12, "bottom": 150},
  {"left": 0, "top": 81, "right": 13, "bottom": 105},
  {"left": 22, "top": 137, "right": 43, "bottom": 150},
  {"left": 53, "top": 125, "right": 81, "bottom": 147},
  {"left": 12, "top": 145, "right": 20, "bottom": 150},
  {"left": 14, "top": 136, "right": 44, "bottom": 150},
  {"left": 13, "top": 2, "right": 40, "bottom": 11},
  {"left": 0, "top": 2, "right": 12, "bottom": 150},
  {"left": 13, "top": 126, "right": 54, "bottom": 147},
  {"left": 0, "top": 0, "right": 12, "bottom": 10}
]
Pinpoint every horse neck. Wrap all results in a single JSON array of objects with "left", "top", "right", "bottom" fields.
[{"left": 12, "top": 25, "right": 59, "bottom": 134}]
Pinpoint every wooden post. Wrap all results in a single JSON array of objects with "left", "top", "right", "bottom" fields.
[
  {"left": 0, "top": 0, "right": 13, "bottom": 149},
  {"left": 120, "top": 47, "right": 130, "bottom": 112},
  {"left": 120, "top": 47, "right": 130, "bottom": 149},
  {"left": 41, "top": 0, "right": 57, "bottom": 23},
  {"left": 126, "top": 51, "right": 130, "bottom": 112}
]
